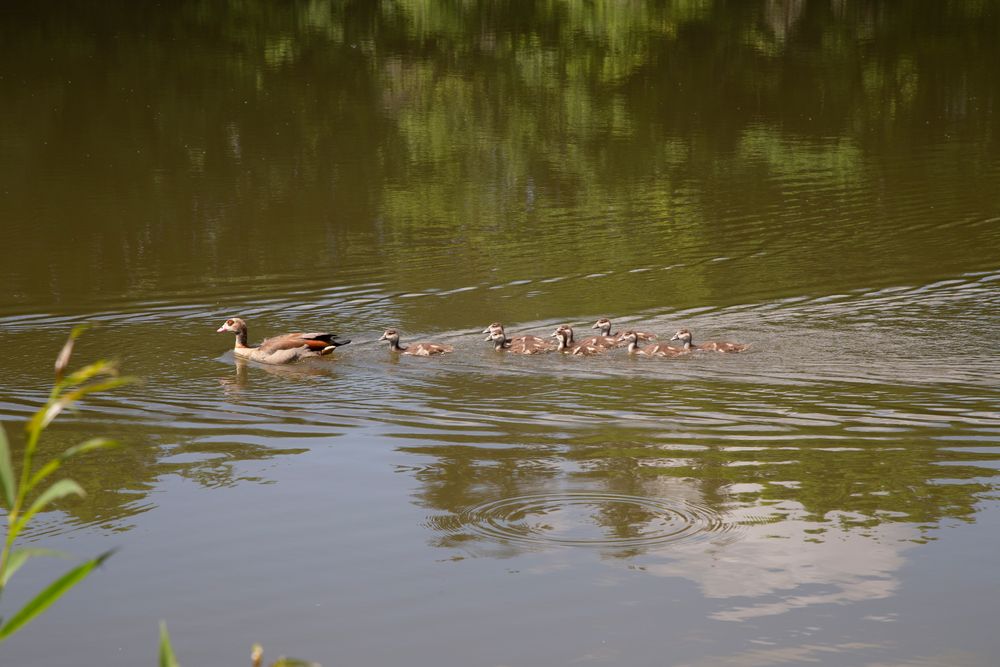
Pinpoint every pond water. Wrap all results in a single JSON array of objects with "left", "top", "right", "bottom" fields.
[{"left": 2, "top": 2, "right": 1000, "bottom": 665}]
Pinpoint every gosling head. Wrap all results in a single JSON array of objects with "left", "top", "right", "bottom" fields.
[
  {"left": 551, "top": 324, "right": 572, "bottom": 338},
  {"left": 379, "top": 329, "right": 401, "bottom": 344},
  {"left": 670, "top": 329, "right": 693, "bottom": 346},
  {"left": 482, "top": 322, "right": 505, "bottom": 335},
  {"left": 593, "top": 318, "right": 612, "bottom": 335},
  {"left": 551, "top": 325, "right": 574, "bottom": 348},
  {"left": 485, "top": 331, "right": 509, "bottom": 350}
]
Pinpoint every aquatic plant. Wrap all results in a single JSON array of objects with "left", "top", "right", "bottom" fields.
[
  {"left": 0, "top": 326, "right": 131, "bottom": 641},
  {"left": 159, "top": 622, "right": 320, "bottom": 667}
]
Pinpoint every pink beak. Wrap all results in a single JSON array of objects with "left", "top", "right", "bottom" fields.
[{"left": 216, "top": 326, "right": 227, "bottom": 333}]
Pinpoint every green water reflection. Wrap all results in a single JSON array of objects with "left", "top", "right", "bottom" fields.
[
  {"left": 1, "top": 2, "right": 1000, "bottom": 665},
  {"left": 2, "top": 1, "right": 998, "bottom": 320}
]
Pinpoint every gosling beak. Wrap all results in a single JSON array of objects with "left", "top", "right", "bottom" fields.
[
  {"left": 670, "top": 334, "right": 680, "bottom": 341},
  {"left": 483, "top": 334, "right": 495, "bottom": 342},
  {"left": 481, "top": 326, "right": 495, "bottom": 334},
  {"left": 216, "top": 326, "right": 227, "bottom": 333},
  {"left": 591, "top": 322, "right": 600, "bottom": 329},
  {"left": 379, "top": 333, "right": 388, "bottom": 341}
]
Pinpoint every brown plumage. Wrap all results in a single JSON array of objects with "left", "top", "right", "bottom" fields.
[
  {"left": 380, "top": 329, "right": 453, "bottom": 356},
  {"left": 216, "top": 317, "right": 350, "bottom": 364},
  {"left": 670, "top": 329, "right": 749, "bottom": 353},
  {"left": 482, "top": 323, "right": 554, "bottom": 354},
  {"left": 593, "top": 318, "right": 656, "bottom": 347},
  {"left": 620, "top": 330, "right": 683, "bottom": 357},
  {"left": 551, "top": 325, "right": 608, "bottom": 356}
]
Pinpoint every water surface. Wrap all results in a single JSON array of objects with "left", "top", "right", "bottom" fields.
[{"left": 2, "top": 2, "right": 999, "bottom": 665}]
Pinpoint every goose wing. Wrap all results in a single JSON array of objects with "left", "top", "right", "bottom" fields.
[{"left": 259, "top": 332, "right": 350, "bottom": 353}]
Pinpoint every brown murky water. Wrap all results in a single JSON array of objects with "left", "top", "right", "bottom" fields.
[{"left": 2, "top": 2, "right": 1000, "bottom": 665}]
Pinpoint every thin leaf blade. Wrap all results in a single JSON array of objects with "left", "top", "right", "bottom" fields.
[
  {"left": 0, "top": 550, "right": 113, "bottom": 640},
  {"left": 62, "top": 438, "right": 120, "bottom": 459},
  {"left": 31, "top": 378, "right": 132, "bottom": 432},
  {"left": 1, "top": 548, "right": 70, "bottom": 587},
  {"left": 58, "top": 358, "right": 115, "bottom": 391},
  {"left": 159, "top": 622, "right": 181, "bottom": 667},
  {"left": 13, "top": 479, "right": 85, "bottom": 535},
  {"left": 53, "top": 327, "right": 88, "bottom": 383},
  {"left": 0, "top": 424, "right": 14, "bottom": 507},
  {"left": 26, "top": 439, "right": 121, "bottom": 493}
]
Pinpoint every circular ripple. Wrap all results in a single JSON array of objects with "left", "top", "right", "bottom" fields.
[{"left": 455, "top": 492, "right": 739, "bottom": 549}]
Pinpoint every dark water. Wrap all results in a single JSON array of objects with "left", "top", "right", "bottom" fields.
[{"left": 2, "top": 2, "right": 1000, "bottom": 665}]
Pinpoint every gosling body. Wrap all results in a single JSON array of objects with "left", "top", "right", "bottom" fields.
[
  {"left": 483, "top": 323, "right": 554, "bottom": 354},
  {"left": 593, "top": 318, "right": 656, "bottom": 348},
  {"left": 670, "top": 329, "right": 749, "bottom": 353},
  {"left": 552, "top": 325, "right": 609, "bottom": 356},
  {"left": 380, "top": 329, "right": 454, "bottom": 356},
  {"left": 621, "top": 330, "right": 683, "bottom": 357}
]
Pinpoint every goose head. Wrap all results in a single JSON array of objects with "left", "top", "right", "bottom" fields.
[
  {"left": 670, "top": 329, "right": 693, "bottom": 347},
  {"left": 216, "top": 317, "right": 247, "bottom": 335},
  {"left": 551, "top": 325, "right": 574, "bottom": 349},
  {"left": 482, "top": 322, "right": 505, "bottom": 335},
  {"left": 593, "top": 318, "right": 613, "bottom": 336},
  {"left": 379, "top": 329, "right": 401, "bottom": 345},
  {"left": 619, "top": 330, "right": 640, "bottom": 351}
]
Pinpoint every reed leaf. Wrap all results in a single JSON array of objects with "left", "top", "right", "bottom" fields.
[
  {"left": 159, "top": 622, "right": 181, "bottom": 667},
  {"left": 26, "top": 439, "right": 120, "bottom": 493},
  {"left": 56, "top": 358, "right": 116, "bottom": 392},
  {"left": 0, "top": 425, "right": 14, "bottom": 508},
  {"left": 0, "top": 328, "right": 131, "bottom": 644},
  {"left": 12, "top": 479, "right": 85, "bottom": 536},
  {"left": 30, "top": 378, "right": 133, "bottom": 433},
  {"left": 61, "top": 437, "right": 120, "bottom": 459},
  {"left": 53, "top": 325, "right": 89, "bottom": 384},
  {"left": 0, "top": 550, "right": 113, "bottom": 640},
  {"left": 1, "top": 548, "right": 69, "bottom": 587}
]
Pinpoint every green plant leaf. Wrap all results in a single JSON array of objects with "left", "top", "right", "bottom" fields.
[
  {"left": 53, "top": 325, "right": 90, "bottom": 383},
  {"left": 159, "top": 621, "right": 181, "bottom": 667},
  {"left": 1, "top": 548, "right": 70, "bottom": 587},
  {"left": 0, "top": 550, "right": 113, "bottom": 641},
  {"left": 26, "top": 439, "right": 120, "bottom": 493},
  {"left": 13, "top": 479, "right": 85, "bottom": 535},
  {"left": 57, "top": 358, "right": 115, "bottom": 391},
  {"left": 270, "top": 659, "right": 321, "bottom": 667},
  {"left": 0, "top": 424, "right": 14, "bottom": 508},
  {"left": 62, "top": 438, "right": 121, "bottom": 459},
  {"left": 31, "top": 378, "right": 132, "bottom": 433}
]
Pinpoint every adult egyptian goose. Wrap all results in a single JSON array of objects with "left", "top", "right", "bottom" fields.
[
  {"left": 217, "top": 318, "right": 350, "bottom": 364},
  {"left": 620, "top": 330, "right": 684, "bottom": 357},
  {"left": 380, "top": 329, "right": 453, "bottom": 356},
  {"left": 482, "top": 323, "right": 554, "bottom": 354},
  {"left": 593, "top": 318, "right": 656, "bottom": 347},
  {"left": 551, "top": 325, "right": 608, "bottom": 356},
  {"left": 670, "top": 329, "right": 749, "bottom": 353}
]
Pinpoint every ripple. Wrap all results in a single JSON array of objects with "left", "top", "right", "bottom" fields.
[{"left": 450, "top": 492, "right": 739, "bottom": 549}]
